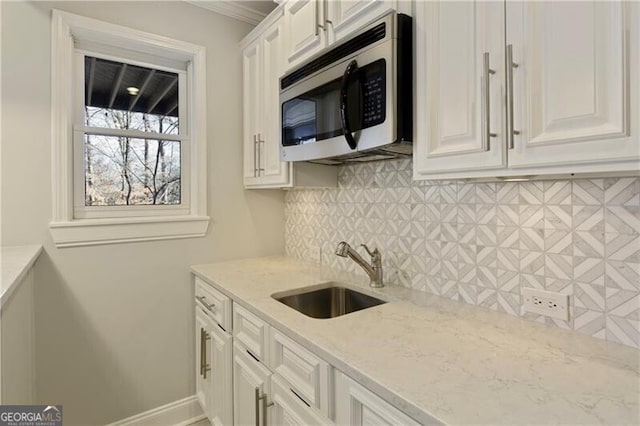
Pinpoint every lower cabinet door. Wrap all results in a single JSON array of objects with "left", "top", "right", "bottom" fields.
[
  {"left": 335, "top": 371, "right": 420, "bottom": 426},
  {"left": 233, "top": 342, "right": 272, "bottom": 426},
  {"left": 210, "top": 324, "right": 233, "bottom": 426},
  {"left": 271, "top": 375, "right": 332, "bottom": 425},
  {"left": 195, "top": 307, "right": 213, "bottom": 418}
]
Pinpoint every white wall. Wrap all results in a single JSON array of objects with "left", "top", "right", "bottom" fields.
[{"left": 1, "top": 2, "right": 285, "bottom": 424}]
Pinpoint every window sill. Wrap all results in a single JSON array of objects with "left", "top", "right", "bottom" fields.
[{"left": 49, "top": 215, "right": 210, "bottom": 248}]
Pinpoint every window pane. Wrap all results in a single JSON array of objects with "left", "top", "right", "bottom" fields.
[
  {"left": 84, "top": 135, "right": 181, "bottom": 206},
  {"left": 84, "top": 56, "right": 179, "bottom": 134}
]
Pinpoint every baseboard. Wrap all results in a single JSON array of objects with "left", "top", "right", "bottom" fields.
[{"left": 107, "top": 395, "right": 206, "bottom": 426}]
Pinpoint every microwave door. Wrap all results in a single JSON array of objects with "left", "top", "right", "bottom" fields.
[{"left": 339, "top": 60, "right": 364, "bottom": 150}]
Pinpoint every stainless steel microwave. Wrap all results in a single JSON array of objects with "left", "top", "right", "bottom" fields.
[{"left": 280, "top": 12, "right": 412, "bottom": 165}]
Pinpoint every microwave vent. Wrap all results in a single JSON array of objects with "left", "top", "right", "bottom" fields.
[{"left": 281, "top": 22, "right": 386, "bottom": 90}]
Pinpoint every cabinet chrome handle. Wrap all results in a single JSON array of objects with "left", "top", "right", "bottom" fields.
[
  {"left": 254, "top": 388, "right": 273, "bottom": 426},
  {"left": 202, "top": 329, "right": 211, "bottom": 379},
  {"left": 199, "top": 327, "right": 205, "bottom": 376},
  {"left": 257, "top": 133, "right": 264, "bottom": 175},
  {"left": 254, "top": 388, "right": 261, "bottom": 426},
  {"left": 506, "top": 44, "right": 520, "bottom": 149},
  {"left": 253, "top": 134, "right": 258, "bottom": 177},
  {"left": 324, "top": 0, "right": 331, "bottom": 26},
  {"left": 482, "top": 52, "right": 497, "bottom": 151},
  {"left": 196, "top": 295, "right": 215, "bottom": 310},
  {"left": 315, "top": 0, "right": 323, "bottom": 35}
]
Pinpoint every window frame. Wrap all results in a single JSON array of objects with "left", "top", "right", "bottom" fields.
[
  {"left": 73, "top": 51, "right": 190, "bottom": 218},
  {"left": 50, "top": 10, "right": 209, "bottom": 247}
]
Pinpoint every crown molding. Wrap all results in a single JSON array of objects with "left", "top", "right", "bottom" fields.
[{"left": 185, "top": 1, "right": 268, "bottom": 25}]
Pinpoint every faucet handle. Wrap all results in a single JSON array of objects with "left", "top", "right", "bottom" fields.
[{"left": 360, "top": 244, "right": 379, "bottom": 258}]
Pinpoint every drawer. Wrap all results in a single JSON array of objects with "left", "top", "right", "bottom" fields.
[
  {"left": 271, "top": 374, "right": 334, "bottom": 425},
  {"left": 335, "top": 371, "right": 421, "bottom": 426},
  {"left": 194, "top": 276, "right": 232, "bottom": 332},
  {"left": 233, "top": 303, "right": 269, "bottom": 363},
  {"left": 269, "top": 328, "right": 332, "bottom": 419}
]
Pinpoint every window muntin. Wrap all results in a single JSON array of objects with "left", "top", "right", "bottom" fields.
[{"left": 74, "top": 53, "right": 189, "bottom": 217}]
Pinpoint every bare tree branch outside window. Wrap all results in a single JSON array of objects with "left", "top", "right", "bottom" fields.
[
  {"left": 84, "top": 107, "right": 181, "bottom": 206},
  {"left": 83, "top": 56, "right": 181, "bottom": 207}
]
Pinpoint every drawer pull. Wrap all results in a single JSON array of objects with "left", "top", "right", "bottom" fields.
[
  {"left": 196, "top": 295, "right": 215, "bottom": 310},
  {"left": 247, "top": 349, "right": 261, "bottom": 363},
  {"left": 290, "top": 388, "right": 310, "bottom": 407}
]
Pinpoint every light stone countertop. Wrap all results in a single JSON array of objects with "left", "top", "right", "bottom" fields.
[
  {"left": 1, "top": 245, "right": 42, "bottom": 307},
  {"left": 191, "top": 256, "right": 640, "bottom": 425}
]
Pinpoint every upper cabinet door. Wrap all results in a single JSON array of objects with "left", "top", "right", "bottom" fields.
[
  {"left": 259, "top": 19, "right": 291, "bottom": 185},
  {"left": 242, "top": 40, "right": 262, "bottom": 184},
  {"left": 507, "top": 1, "right": 639, "bottom": 168},
  {"left": 414, "top": 0, "right": 506, "bottom": 177},
  {"left": 326, "top": 0, "right": 395, "bottom": 44},
  {"left": 284, "top": 0, "right": 326, "bottom": 69}
]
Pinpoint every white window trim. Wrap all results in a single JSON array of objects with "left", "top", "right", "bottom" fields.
[{"left": 50, "top": 10, "right": 209, "bottom": 248}]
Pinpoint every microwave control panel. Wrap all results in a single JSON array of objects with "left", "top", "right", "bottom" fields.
[{"left": 363, "top": 75, "right": 385, "bottom": 127}]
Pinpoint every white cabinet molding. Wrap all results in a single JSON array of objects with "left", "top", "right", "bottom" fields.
[{"left": 185, "top": 1, "right": 269, "bottom": 26}]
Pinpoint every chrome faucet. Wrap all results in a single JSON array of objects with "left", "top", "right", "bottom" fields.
[{"left": 335, "top": 241, "right": 383, "bottom": 288}]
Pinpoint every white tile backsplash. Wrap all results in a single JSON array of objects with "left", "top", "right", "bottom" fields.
[{"left": 284, "top": 159, "right": 640, "bottom": 349}]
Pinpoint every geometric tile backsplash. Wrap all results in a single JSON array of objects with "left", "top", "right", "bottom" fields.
[{"left": 284, "top": 159, "right": 640, "bottom": 349}]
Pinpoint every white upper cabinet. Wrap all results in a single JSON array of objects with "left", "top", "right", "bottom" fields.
[
  {"left": 414, "top": 0, "right": 505, "bottom": 175},
  {"left": 284, "top": 0, "right": 327, "bottom": 67},
  {"left": 243, "top": 13, "right": 292, "bottom": 188},
  {"left": 326, "top": 0, "right": 396, "bottom": 45},
  {"left": 284, "top": 0, "right": 398, "bottom": 70},
  {"left": 242, "top": 39, "right": 263, "bottom": 184},
  {"left": 507, "top": 1, "right": 637, "bottom": 169},
  {"left": 414, "top": 0, "right": 639, "bottom": 180}
]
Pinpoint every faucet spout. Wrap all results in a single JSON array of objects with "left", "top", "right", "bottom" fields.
[{"left": 335, "top": 241, "right": 384, "bottom": 288}]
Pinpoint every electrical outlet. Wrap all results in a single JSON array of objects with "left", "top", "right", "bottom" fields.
[{"left": 522, "top": 287, "right": 570, "bottom": 321}]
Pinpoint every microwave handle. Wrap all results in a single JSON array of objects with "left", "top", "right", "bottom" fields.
[{"left": 339, "top": 60, "right": 359, "bottom": 150}]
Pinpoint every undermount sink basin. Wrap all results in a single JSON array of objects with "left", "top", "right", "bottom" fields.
[{"left": 273, "top": 283, "right": 386, "bottom": 319}]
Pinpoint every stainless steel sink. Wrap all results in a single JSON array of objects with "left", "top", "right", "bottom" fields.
[{"left": 273, "top": 283, "right": 386, "bottom": 319}]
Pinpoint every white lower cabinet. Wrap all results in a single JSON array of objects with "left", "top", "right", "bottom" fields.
[
  {"left": 195, "top": 279, "right": 233, "bottom": 425},
  {"left": 271, "top": 374, "right": 330, "bottom": 425},
  {"left": 195, "top": 307, "right": 214, "bottom": 418},
  {"left": 233, "top": 341, "right": 273, "bottom": 426},
  {"left": 335, "top": 371, "right": 420, "bottom": 426},
  {"left": 210, "top": 325, "right": 233, "bottom": 426},
  {"left": 269, "top": 328, "right": 332, "bottom": 418},
  {"left": 194, "top": 276, "right": 421, "bottom": 426},
  {"left": 196, "top": 306, "right": 233, "bottom": 425},
  {"left": 232, "top": 305, "right": 334, "bottom": 426}
]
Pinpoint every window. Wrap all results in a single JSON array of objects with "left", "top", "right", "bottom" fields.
[
  {"left": 50, "top": 10, "right": 208, "bottom": 247},
  {"left": 76, "top": 56, "right": 185, "bottom": 215}
]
